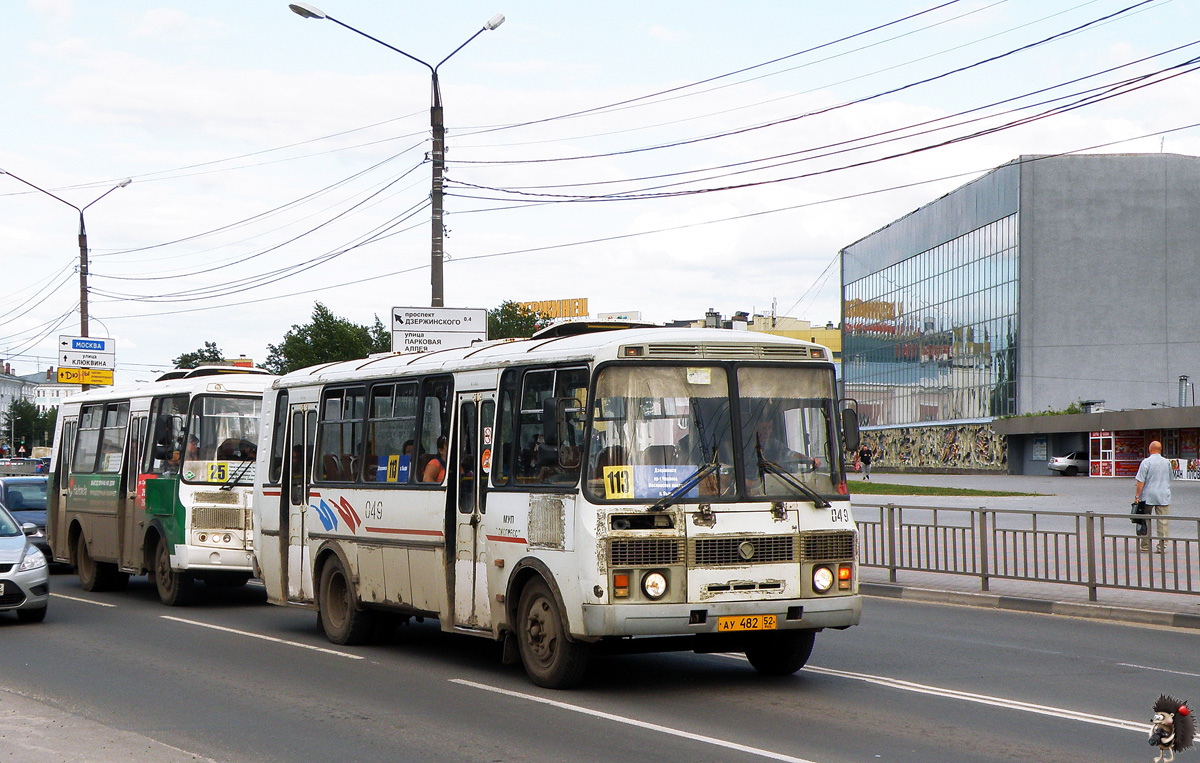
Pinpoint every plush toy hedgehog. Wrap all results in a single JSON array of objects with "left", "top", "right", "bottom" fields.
[{"left": 1149, "top": 694, "right": 1194, "bottom": 762}]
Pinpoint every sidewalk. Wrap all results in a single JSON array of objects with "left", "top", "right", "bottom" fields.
[{"left": 850, "top": 472, "right": 1200, "bottom": 629}]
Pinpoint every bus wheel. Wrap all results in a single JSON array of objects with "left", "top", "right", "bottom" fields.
[
  {"left": 516, "top": 579, "right": 589, "bottom": 689},
  {"left": 745, "top": 630, "right": 816, "bottom": 676},
  {"left": 76, "top": 533, "right": 129, "bottom": 592},
  {"left": 155, "top": 536, "right": 195, "bottom": 606},
  {"left": 318, "top": 557, "right": 374, "bottom": 645}
]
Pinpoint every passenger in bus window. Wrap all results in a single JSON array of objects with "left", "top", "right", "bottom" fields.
[{"left": 421, "top": 436, "right": 447, "bottom": 483}]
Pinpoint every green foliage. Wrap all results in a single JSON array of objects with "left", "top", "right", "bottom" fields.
[
  {"left": 848, "top": 479, "right": 1040, "bottom": 497},
  {"left": 1003, "top": 399, "right": 1086, "bottom": 419},
  {"left": 488, "top": 301, "right": 550, "bottom": 340},
  {"left": 3, "top": 400, "right": 56, "bottom": 450},
  {"left": 171, "top": 341, "right": 225, "bottom": 369},
  {"left": 263, "top": 302, "right": 390, "bottom": 375}
]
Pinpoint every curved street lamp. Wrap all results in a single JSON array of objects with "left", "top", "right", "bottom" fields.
[
  {"left": 0, "top": 169, "right": 131, "bottom": 339},
  {"left": 288, "top": 3, "right": 504, "bottom": 308}
]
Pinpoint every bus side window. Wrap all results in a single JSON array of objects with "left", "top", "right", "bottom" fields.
[
  {"left": 492, "top": 370, "right": 520, "bottom": 488},
  {"left": 363, "top": 382, "right": 418, "bottom": 484},
  {"left": 98, "top": 403, "right": 130, "bottom": 474},
  {"left": 289, "top": 411, "right": 306, "bottom": 505},
  {"left": 146, "top": 395, "right": 189, "bottom": 474},
  {"left": 73, "top": 405, "right": 104, "bottom": 474},
  {"left": 315, "top": 387, "right": 365, "bottom": 482},
  {"left": 515, "top": 367, "right": 588, "bottom": 487},
  {"left": 416, "top": 377, "right": 452, "bottom": 484},
  {"left": 268, "top": 391, "right": 288, "bottom": 485}
]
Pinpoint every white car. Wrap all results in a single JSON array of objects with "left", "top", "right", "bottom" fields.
[
  {"left": 0, "top": 503, "right": 49, "bottom": 622},
  {"left": 1048, "top": 451, "right": 1089, "bottom": 477}
]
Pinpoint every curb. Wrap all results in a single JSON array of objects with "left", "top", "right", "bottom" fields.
[{"left": 861, "top": 582, "right": 1200, "bottom": 630}]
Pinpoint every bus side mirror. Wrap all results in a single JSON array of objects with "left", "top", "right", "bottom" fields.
[
  {"left": 556, "top": 398, "right": 584, "bottom": 468},
  {"left": 841, "top": 406, "right": 861, "bottom": 453}
]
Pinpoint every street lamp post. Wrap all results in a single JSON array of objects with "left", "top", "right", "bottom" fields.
[
  {"left": 288, "top": 3, "right": 504, "bottom": 308},
  {"left": 0, "top": 169, "right": 131, "bottom": 339},
  {"left": 1, "top": 170, "right": 131, "bottom": 391}
]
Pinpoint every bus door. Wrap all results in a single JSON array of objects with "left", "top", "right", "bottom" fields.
[
  {"left": 284, "top": 404, "right": 317, "bottom": 602},
  {"left": 453, "top": 391, "right": 495, "bottom": 630},
  {"left": 120, "top": 412, "right": 148, "bottom": 570},
  {"left": 50, "top": 416, "right": 78, "bottom": 561}
]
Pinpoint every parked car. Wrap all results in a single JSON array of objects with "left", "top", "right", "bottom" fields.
[
  {"left": 1048, "top": 451, "right": 1090, "bottom": 476},
  {"left": 0, "top": 476, "right": 48, "bottom": 559},
  {"left": 0, "top": 502, "right": 49, "bottom": 622}
]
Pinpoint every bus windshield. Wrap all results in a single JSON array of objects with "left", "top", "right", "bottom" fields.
[
  {"left": 586, "top": 363, "right": 842, "bottom": 504},
  {"left": 587, "top": 365, "right": 736, "bottom": 503},
  {"left": 183, "top": 395, "right": 262, "bottom": 485},
  {"left": 738, "top": 366, "right": 840, "bottom": 499}
]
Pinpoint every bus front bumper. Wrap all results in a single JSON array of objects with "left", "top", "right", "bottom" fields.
[
  {"left": 174, "top": 544, "right": 254, "bottom": 572},
  {"left": 580, "top": 594, "right": 861, "bottom": 638}
]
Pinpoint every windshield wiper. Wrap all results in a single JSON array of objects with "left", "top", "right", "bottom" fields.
[
  {"left": 754, "top": 434, "right": 831, "bottom": 508},
  {"left": 220, "top": 458, "right": 255, "bottom": 492},
  {"left": 648, "top": 458, "right": 720, "bottom": 512}
]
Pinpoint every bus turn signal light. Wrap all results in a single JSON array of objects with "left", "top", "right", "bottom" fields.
[
  {"left": 838, "top": 565, "right": 853, "bottom": 589},
  {"left": 614, "top": 573, "right": 630, "bottom": 598}
]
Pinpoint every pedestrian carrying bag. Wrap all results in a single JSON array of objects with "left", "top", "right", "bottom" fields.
[{"left": 1130, "top": 500, "right": 1150, "bottom": 536}]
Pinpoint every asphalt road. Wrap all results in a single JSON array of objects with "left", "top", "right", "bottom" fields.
[{"left": 0, "top": 572, "right": 1191, "bottom": 763}]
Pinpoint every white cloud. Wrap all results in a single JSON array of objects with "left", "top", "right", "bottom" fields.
[
  {"left": 129, "top": 7, "right": 228, "bottom": 40},
  {"left": 647, "top": 25, "right": 682, "bottom": 43}
]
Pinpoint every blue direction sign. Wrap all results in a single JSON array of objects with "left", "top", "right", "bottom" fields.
[
  {"left": 58, "top": 335, "right": 116, "bottom": 370},
  {"left": 59, "top": 335, "right": 114, "bottom": 354}
]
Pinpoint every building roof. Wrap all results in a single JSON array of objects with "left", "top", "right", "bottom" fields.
[{"left": 993, "top": 406, "right": 1200, "bottom": 436}]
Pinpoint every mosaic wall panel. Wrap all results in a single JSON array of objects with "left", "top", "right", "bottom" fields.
[{"left": 860, "top": 423, "right": 1006, "bottom": 472}]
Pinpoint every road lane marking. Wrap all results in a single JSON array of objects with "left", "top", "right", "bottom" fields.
[
  {"left": 798, "top": 665, "right": 1145, "bottom": 732},
  {"left": 451, "top": 679, "right": 820, "bottom": 763},
  {"left": 712, "top": 654, "right": 1147, "bottom": 733},
  {"left": 50, "top": 593, "right": 116, "bottom": 607},
  {"left": 160, "top": 616, "right": 364, "bottom": 660},
  {"left": 1119, "top": 662, "right": 1200, "bottom": 679}
]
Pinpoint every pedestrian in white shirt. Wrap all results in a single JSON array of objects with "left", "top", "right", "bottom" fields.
[{"left": 1134, "top": 440, "right": 1171, "bottom": 553}]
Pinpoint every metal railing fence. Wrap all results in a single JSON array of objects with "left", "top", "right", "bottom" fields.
[{"left": 855, "top": 503, "right": 1200, "bottom": 601}]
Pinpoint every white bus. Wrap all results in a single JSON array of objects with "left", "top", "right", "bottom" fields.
[
  {"left": 48, "top": 367, "right": 272, "bottom": 605},
  {"left": 252, "top": 326, "right": 862, "bottom": 687}
]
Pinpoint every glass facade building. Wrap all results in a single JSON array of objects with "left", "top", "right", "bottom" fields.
[{"left": 842, "top": 214, "right": 1019, "bottom": 427}]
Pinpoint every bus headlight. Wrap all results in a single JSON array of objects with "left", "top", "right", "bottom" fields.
[
  {"left": 812, "top": 566, "right": 834, "bottom": 594},
  {"left": 641, "top": 571, "right": 668, "bottom": 599}
]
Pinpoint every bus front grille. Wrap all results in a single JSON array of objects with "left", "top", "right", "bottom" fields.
[
  {"left": 800, "top": 530, "right": 856, "bottom": 561},
  {"left": 691, "top": 535, "right": 795, "bottom": 566},
  {"left": 191, "top": 491, "right": 241, "bottom": 505},
  {"left": 609, "top": 538, "right": 685, "bottom": 567},
  {"left": 192, "top": 506, "right": 250, "bottom": 531}
]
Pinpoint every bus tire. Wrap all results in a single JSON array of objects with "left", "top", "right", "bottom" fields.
[
  {"left": 745, "top": 629, "right": 816, "bottom": 676},
  {"left": 317, "top": 556, "right": 374, "bottom": 645},
  {"left": 75, "top": 533, "right": 118, "bottom": 592},
  {"left": 516, "top": 578, "right": 589, "bottom": 689},
  {"left": 155, "top": 536, "right": 195, "bottom": 606}
]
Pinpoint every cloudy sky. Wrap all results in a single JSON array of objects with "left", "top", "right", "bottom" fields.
[{"left": 2, "top": 0, "right": 1198, "bottom": 381}]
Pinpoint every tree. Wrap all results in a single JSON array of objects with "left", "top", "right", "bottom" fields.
[
  {"left": 488, "top": 301, "right": 551, "bottom": 340},
  {"left": 172, "top": 341, "right": 225, "bottom": 369},
  {"left": 3, "top": 400, "right": 52, "bottom": 451},
  {"left": 263, "top": 303, "right": 390, "bottom": 375},
  {"left": 38, "top": 407, "right": 57, "bottom": 449}
]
